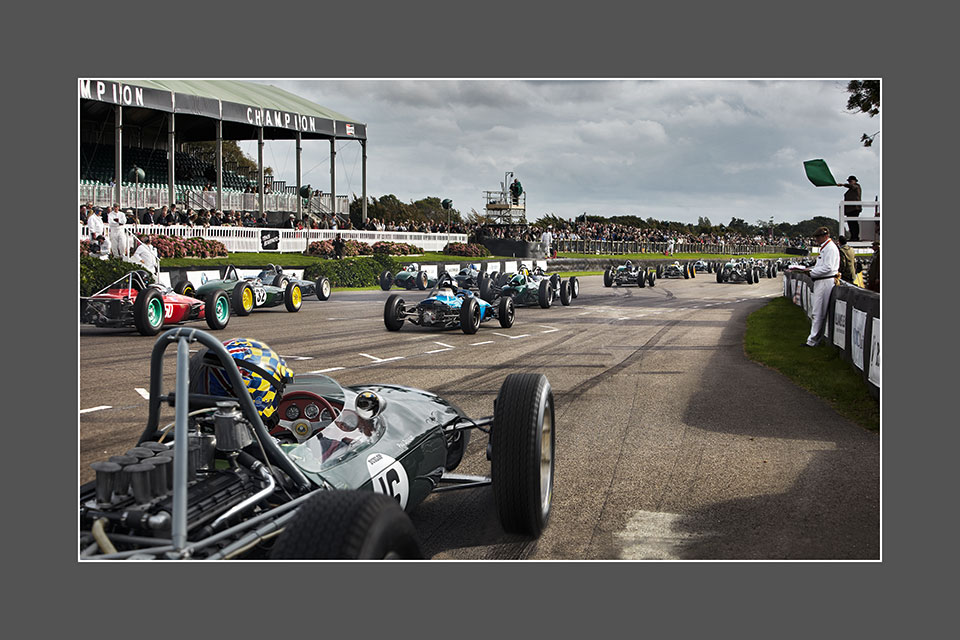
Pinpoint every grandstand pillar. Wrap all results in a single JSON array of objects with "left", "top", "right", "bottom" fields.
[
  {"left": 258, "top": 127, "right": 265, "bottom": 215},
  {"left": 330, "top": 138, "right": 336, "bottom": 219},
  {"left": 114, "top": 105, "right": 122, "bottom": 206},
  {"left": 215, "top": 120, "right": 223, "bottom": 211},
  {"left": 296, "top": 130, "right": 302, "bottom": 220},
  {"left": 362, "top": 139, "right": 367, "bottom": 223},
  {"left": 167, "top": 113, "right": 175, "bottom": 208}
]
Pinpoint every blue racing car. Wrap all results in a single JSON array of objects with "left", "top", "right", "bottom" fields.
[{"left": 383, "top": 273, "right": 516, "bottom": 334}]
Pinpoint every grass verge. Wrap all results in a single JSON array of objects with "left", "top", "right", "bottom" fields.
[{"left": 744, "top": 297, "right": 879, "bottom": 431}]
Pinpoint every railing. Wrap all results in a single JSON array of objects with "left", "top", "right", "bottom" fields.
[
  {"left": 839, "top": 199, "right": 880, "bottom": 247},
  {"left": 79, "top": 183, "right": 350, "bottom": 215},
  {"left": 80, "top": 223, "right": 468, "bottom": 253},
  {"left": 553, "top": 239, "right": 789, "bottom": 255}
]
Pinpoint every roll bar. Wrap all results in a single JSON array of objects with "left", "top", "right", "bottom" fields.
[{"left": 138, "top": 327, "right": 310, "bottom": 490}]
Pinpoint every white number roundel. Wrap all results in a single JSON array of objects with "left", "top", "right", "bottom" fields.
[{"left": 366, "top": 453, "right": 409, "bottom": 509}]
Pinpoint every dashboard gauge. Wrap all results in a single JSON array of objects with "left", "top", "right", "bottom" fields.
[
  {"left": 304, "top": 403, "right": 320, "bottom": 420},
  {"left": 284, "top": 404, "right": 300, "bottom": 421}
]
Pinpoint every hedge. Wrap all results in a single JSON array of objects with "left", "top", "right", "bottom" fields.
[
  {"left": 302, "top": 254, "right": 405, "bottom": 289},
  {"left": 80, "top": 255, "right": 155, "bottom": 297},
  {"left": 443, "top": 242, "right": 490, "bottom": 257}
]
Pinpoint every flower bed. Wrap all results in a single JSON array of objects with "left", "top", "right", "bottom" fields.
[
  {"left": 135, "top": 234, "right": 228, "bottom": 259},
  {"left": 442, "top": 242, "right": 490, "bottom": 258},
  {"left": 372, "top": 241, "right": 425, "bottom": 255}
]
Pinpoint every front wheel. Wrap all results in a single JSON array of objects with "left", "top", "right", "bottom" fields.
[
  {"left": 603, "top": 267, "right": 613, "bottom": 287},
  {"left": 498, "top": 295, "right": 516, "bottom": 328},
  {"left": 647, "top": 271, "right": 656, "bottom": 287},
  {"left": 270, "top": 491, "right": 422, "bottom": 559},
  {"left": 204, "top": 290, "right": 230, "bottom": 330},
  {"left": 417, "top": 271, "right": 428, "bottom": 290},
  {"left": 559, "top": 280, "right": 572, "bottom": 305},
  {"left": 538, "top": 279, "right": 553, "bottom": 308},
  {"left": 460, "top": 297, "right": 481, "bottom": 334},
  {"left": 316, "top": 276, "right": 332, "bottom": 301},
  {"left": 173, "top": 280, "right": 195, "bottom": 298},
  {"left": 232, "top": 281, "right": 254, "bottom": 316},
  {"left": 384, "top": 294, "right": 405, "bottom": 331},
  {"left": 133, "top": 287, "right": 165, "bottom": 335},
  {"left": 491, "top": 373, "right": 555, "bottom": 537},
  {"left": 379, "top": 270, "right": 394, "bottom": 291},
  {"left": 284, "top": 281, "right": 302, "bottom": 312},
  {"left": 568, "top": 276, "right": 580, "bottom": 298}
]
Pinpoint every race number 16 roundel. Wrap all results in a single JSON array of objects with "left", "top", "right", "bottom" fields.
[{"left": 366, "top": 453, "right": 410, "bottom": 509}]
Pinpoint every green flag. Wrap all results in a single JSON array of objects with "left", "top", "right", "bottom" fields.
[{"left": 803, "top": 159, "right": 837, "bottom": 187}]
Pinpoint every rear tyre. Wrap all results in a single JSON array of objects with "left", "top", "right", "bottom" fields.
[
  {"left": 379, "top": 270, "right": 394, "bottom": 291},
  {"left": 460, "top": 297, "right": 481, "bottom": 334},
  {"left": 568, "top": 276, "right": 579, "bottom": 298},
  {"left": 232, "top": 281, "right": 253, "bottom": 316},
  {"left": 173, "top": 280, "right": 195, "bottom": 297},
  {"left": 657, "top": 264, "right": 664, "bottom": 278},
  {"left": 316, "top": 276, "right": 331, "bottom": 301},
  {"left": 478, "top": 275, "right": 493, "bottom": 302},
  {"left": 638, "top": 271, "right": 646, "bottom": 287},
  {"left": 270, "top": 490, "right": 422, "bottom": 560},
  {"left": 417, "top": 271, "right": 428, "bottom": 290},
  {"left": 559, "top": 280, "right": 572, "bottom": 305},
  {"left": 284, "top": 281, "right": 302, "bottom": 312},
  {"left": 683, "top": 264, "right": 690, "bottom": 279},
  {"left": 133, "top": 288, "right": 165, "bottom": 336},
  {"left": 538, "top": 279, "right": 553, "bottom": 308},
  {"left": 716, "top": 268, "right": 723, "bottom": 283},
  {"left": 272, "top": 275, "right": 289, "bottom": 289},
  {"left": 491, "top": 373, "right": 555, "bottom": 537},
  {"left": 603, "top": 267, "right": 613, "bottom": 288},
  {"left": 204, "top": 290, "right": 230, "bottom": 330},
  {"left": 498, "top": 295, "right": 516, "bottom": 328},
  {"left": 383, "top": 295, "right": 405, "bottom": 331},
  {"left": 647, "top": 271, "right": 656, "bottom": 287},
  {"left": 689, "top": 263, "right": 696, "bottom": 278},
  {"left": 746, "top": 268, "right": 754, "bottom": 284}
]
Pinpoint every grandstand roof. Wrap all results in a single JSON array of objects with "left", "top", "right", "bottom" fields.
[{"left": 79, "top": 79, "right": 367, "bottom": 142}]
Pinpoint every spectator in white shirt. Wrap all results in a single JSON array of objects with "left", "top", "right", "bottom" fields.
[{"left": 799, "top": 226, "right": 840, "bottom": 347}]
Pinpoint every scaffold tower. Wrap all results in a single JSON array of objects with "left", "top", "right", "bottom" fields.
[{"left": 483, "top": 171, "right": 527, "bottom": 225}]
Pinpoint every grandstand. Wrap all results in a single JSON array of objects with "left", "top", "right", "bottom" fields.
[{"left": 79, "top": 79, "right": 367, "bottom": 222}]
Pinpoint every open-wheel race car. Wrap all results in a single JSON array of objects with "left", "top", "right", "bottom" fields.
[
  {"left": 603, "top": 261, "right": 656, "bottom": 288},
  {"left": 656, "top": 261, "right": 696, "bottom": 280},
  {"left": 379, "top": 263, "right": 438, "bottom": 291},
  {"left": 190, "top": 265, "right": 305, "bottom": 315},
  {"left": 482, "top": 266, "right": 579, "bottom": 308},
  {"left": 81, "top": 270, "right": 231, "bottom": 336},
  {"left": 253, "top": 264, "right": 332, "bottom": 302},
  {"left": 716, "top": 259, "right": 760, "bottom": 284},
  {"left": 79, "top": 329, "right": 555, "bottom": 559},
  {"left": 452, "top": 263, "right": 488, "bottom": 291},
  {"left": 384, "top": 272, "right": 516, "bottom": 334},
  {"left": 692, "top": 259, "right": 716, "bottom": 273}
]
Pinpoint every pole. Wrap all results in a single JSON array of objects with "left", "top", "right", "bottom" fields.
[
  {"left": 330, "top": 137, "right": 336, "bottom": 221},
  {"left": 361, "top": 138, "right": 367, "bottom": 224},
  {"left": 296, "top": 130, "right": 302, "bottom": 221},
  {"left": 258, "top": 127, "right": 264, "bottom": 218},
  {"left": 167, "top": 112, "right": 175, "bottom": 209},
  {"left": 216, "top": 120, "right": 223, "bottom": 212},
  {"left": 114, "top": 104, "right": 123, "bottom": 207}
]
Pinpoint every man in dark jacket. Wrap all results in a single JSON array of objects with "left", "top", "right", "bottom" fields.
[
  {"left": 837, "top": 176, "right": 862, "bottom": 241},
  {"left": 837, "top": 236, "right": 857, "bottom": 283}
]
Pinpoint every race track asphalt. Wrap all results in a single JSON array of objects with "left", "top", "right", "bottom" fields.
[{"left": 79, "top": 270, "right": 880, "bottom": 560}]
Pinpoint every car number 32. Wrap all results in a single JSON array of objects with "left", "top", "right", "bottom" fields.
[
  {"left": 254, "top": 287, "right": 267, "bottom": 306},
  {"left": 366, "top": 453, "right": 410, "bottom": 509}
]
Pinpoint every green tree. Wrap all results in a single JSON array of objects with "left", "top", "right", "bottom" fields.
[{"left": 845, "top": 80, "right": 880, "bottom": 147}]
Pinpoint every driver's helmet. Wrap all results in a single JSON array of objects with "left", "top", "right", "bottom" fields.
[
  {"left": 510, "top": 273, "right": 525, "bottom": 285},
  {"left": 406, "top": 262, "right": 420, "bottom": 271},
  {"left": 625, "top": 260, "right": 632, "bottom": 268},
  {"left": 519, "top": 266, "right": 530, "bottom": 277},
  {"left": 199, "top": 338, "right": 294, "bottom": 422}
]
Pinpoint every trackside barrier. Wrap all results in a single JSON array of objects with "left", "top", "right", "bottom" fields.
[
  {"left": 782, "top": 270, "right": 879, "bottom": 397},
  {"left": 158, "top": 258, "right": 552, "bottom": 291},
  {"left": 79, "top": 224, "right": 468, "bottom": 253}
]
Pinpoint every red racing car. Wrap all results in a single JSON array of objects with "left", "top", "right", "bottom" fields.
[{"left": 81, "top": 270, "right": 231, "bottom": 336}]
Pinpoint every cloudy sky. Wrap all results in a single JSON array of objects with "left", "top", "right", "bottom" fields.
[{"left": 239, "top": 79, "right": 880, "bottom": 227}]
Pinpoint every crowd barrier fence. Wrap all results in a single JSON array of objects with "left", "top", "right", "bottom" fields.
[
  {"left": 782, "top": 269, "right": 879, "bottom": 396},
  {"left": 554, "top": 239, "right": 790, "bottom": 255}
]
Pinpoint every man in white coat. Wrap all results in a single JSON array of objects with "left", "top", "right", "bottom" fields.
[
  {"left": 86, "top": 209, "right": 104, "bottom": 241},
  {"left": 106, "top": 204, "right": 127, "bottom": 257},
  {"left": 130, "top": 235, "right": 159, "bottom": 278},
  {"left": 799, "top": 226, "right": 840, "bottom": 347}
]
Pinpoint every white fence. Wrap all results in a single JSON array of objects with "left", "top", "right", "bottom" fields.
[
  {"left": 78, "top": 183, "right": 350, "bottom": 215},
  {"left": 79, "top": 223, "right": 468, "bottom": 254}
]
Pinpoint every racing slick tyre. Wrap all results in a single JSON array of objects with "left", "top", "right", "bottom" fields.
[
  {"left": 272, "top": 275, "right": 289, "bottom": 289},
  {"left": 204, "top": 290, "right": 231, "bottom": 330},
  {"left": 559, "top": 280, "right": 572, "bottom": 305},
  {"left": 745, "top": 268, "right": 754, "bottom": 284},
  {"left": 638, "top": 271, "right": 646, "bottom": 288},
  {"left": 497, "top": 295, "right": 516, "bottom": 328},
  {"left": 133, "top": 287, "right": 165, "bottom": 336},
  {"left": 383, "top": 295, "right": 405, "bottom": 331},
  {"left": 460, "top": 297, "right": 482, "bottom": 334},
  {"left": 270, "top": 490, "right": 422, "bottom": 560},
  {"left": 173, "top": 280, "right": 195, "bottom": 298},
  {"left": 232, "top": 281, "right": 254, "bottom": 316},
  {"left": 689, "top": 263, "right": 696, "bottom": 278},
  {"left": 647, "top": 271, "right": 656, "bottom": 287},
  {"left": 478, "top": 275, "right": 493, "bottom": 302},
  {"left": 683, "top": 264, "right": 690, "bottom": 279},
  {"left": 284, "top": 281, "right": 303, "bottom": 312},
  {"left": 316, "top": 276, "right": 332, "bottom": 301},
  {"left": 657, "top": 264, "right": 664, "bottom": 278},
  {"left": 416, "top": 271, "right": 429, "bottom": 290},
  {"left": 491, "top": 373, "right": 555, "bottom": 537},
  {"left": 603, "top": 267, "right": 613, "bottom": 288},
  {"left": 379, "top": 270, "right": 394, "bottom": 291},
  {"left": 538, "top": 279, "right": 553, "bottom": 308},
  {"left": 569, "top": 276, "right": 580, "bottom": 298},
  {"left": 716, "top": 268, "right": 723, "bottom": 283}
]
